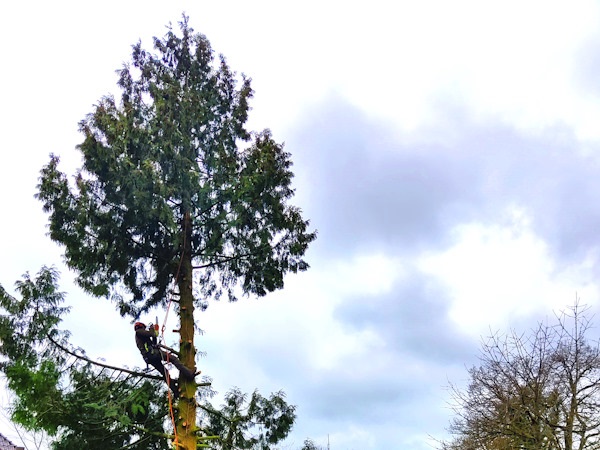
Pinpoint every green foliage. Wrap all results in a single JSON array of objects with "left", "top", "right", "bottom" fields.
[
  {"left": 202, "top": 388, "right": 296, "bottom": 449},
  {"left": 0, "top": 266, "right": 68, "bottom": 367},
  {"left": 49, "top": 368, "right": 169, "bottom": 450},
  {"left": 300, "top": 439, "right": 325, "bottom": 450},
  {"left": 36, "top": 15, "right": 316, "bottom": 318},
  {"left": 0, "top": 268, "right": 170, "bottom": 449},
  {"left": 0, "top": 268, "right": 298, "bottom": 450}
]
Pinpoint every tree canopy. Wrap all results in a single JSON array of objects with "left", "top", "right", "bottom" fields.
[{"left": 37, "top": 15, "right": 315, "bottom": 317}]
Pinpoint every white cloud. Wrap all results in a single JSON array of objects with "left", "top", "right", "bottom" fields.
[
  {"left": 311, "top": 0, "right": 600, "bottom": 140},
  {"left": 325, "top": 253, "right": 402, "bottom": 297},
  {"left": 420, "top": 205, "right": 600, "bottom": 335}
]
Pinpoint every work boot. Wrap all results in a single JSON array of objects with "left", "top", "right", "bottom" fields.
[{"left": 175, "top": 362, "right": 196, "bottom": 379}]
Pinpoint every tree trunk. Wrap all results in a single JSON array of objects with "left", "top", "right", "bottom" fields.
[{"left": 176, "top": 211, "right": 197, "bottom": 450}]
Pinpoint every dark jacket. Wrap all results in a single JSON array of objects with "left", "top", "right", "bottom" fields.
[{"left": 135, "top": 327, "right": 159, "bottom": 360}]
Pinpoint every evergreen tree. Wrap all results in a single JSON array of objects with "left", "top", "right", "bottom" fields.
[
  {"left": 0, "top": 267, "right": 169, "bottom": 449},
  {"left": 300, "top": 438, "right": 326, "bottom": 450},
  {"left": 200, "top": 388, "right": 296, "bottom": 449},
  {"left": 36, "top": 15, "right": 314, "bottom": 450},
  {"left": 0, "top": 267, "right": 298, "bottom": 449}
]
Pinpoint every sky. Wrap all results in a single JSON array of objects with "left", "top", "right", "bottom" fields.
[{"left": 3, "top": 1, "right": 600, "bottom": 449}]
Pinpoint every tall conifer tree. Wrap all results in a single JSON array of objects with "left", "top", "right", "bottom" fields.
[{"left": 37, "top": 16, "right": 315, "bottom": 450}]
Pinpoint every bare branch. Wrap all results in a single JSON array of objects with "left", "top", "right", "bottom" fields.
[{"left": 47, "top": 334, "right": 164, "bottom": 381}]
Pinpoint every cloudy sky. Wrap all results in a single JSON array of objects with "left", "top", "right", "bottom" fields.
[{"left": 3, "top": 1, "right": 600, "bottom": 448}]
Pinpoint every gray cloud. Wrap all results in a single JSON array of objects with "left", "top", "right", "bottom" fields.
[
  {"left": 289, "top": 95, "right": 600, "bottom": 271},
  {"left": 289, "top": 99, "right": 485, "bottom": 257},
  {"left": 335, "top": 268, "right": 476, "bottom": 364}
]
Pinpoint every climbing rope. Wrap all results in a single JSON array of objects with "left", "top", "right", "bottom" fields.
[
  {"left": 160, "top": 213, "right": 189, "bottom": 449},
  {"left": 162, "top": 288, "right": 178, "bottom": 448}
]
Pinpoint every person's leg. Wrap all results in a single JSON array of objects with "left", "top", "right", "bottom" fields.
[
  {"left": 148, "top": 356, "right": 167, "bottom": 379},
  {"left": 162, "top": 352, "right": 196, "bottom": 379},
  {"left": 148, "top": 355, "right": 179, "bottom": 398}
]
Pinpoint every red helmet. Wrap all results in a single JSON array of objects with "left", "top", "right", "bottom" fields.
[{"left": 134, "top": 322, "right": 146, "bottom": 330}]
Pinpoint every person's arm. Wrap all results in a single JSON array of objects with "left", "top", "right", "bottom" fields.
[{"left": 136, "top": 328, "right": 158, "bottom": 339}]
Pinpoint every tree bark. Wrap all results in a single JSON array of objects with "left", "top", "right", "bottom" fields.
[{"left": 176, "top": 211, "right": 197, "bottom": 450}]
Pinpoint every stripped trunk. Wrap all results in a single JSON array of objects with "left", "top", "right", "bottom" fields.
[{"left": 176, "top": 211, "right": 197, "bottom": 450}]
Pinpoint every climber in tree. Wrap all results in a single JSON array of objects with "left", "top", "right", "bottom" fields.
[{"left": 134, "top": 322, "right": 196, "bottom": 398}]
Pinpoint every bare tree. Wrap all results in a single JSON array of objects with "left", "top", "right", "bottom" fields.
[
  {"left": 551, "top": 304, "right": 600, "bottom": 450},
  {"left": 442, "top": 303, "right": 600, "bottom": 450}
]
